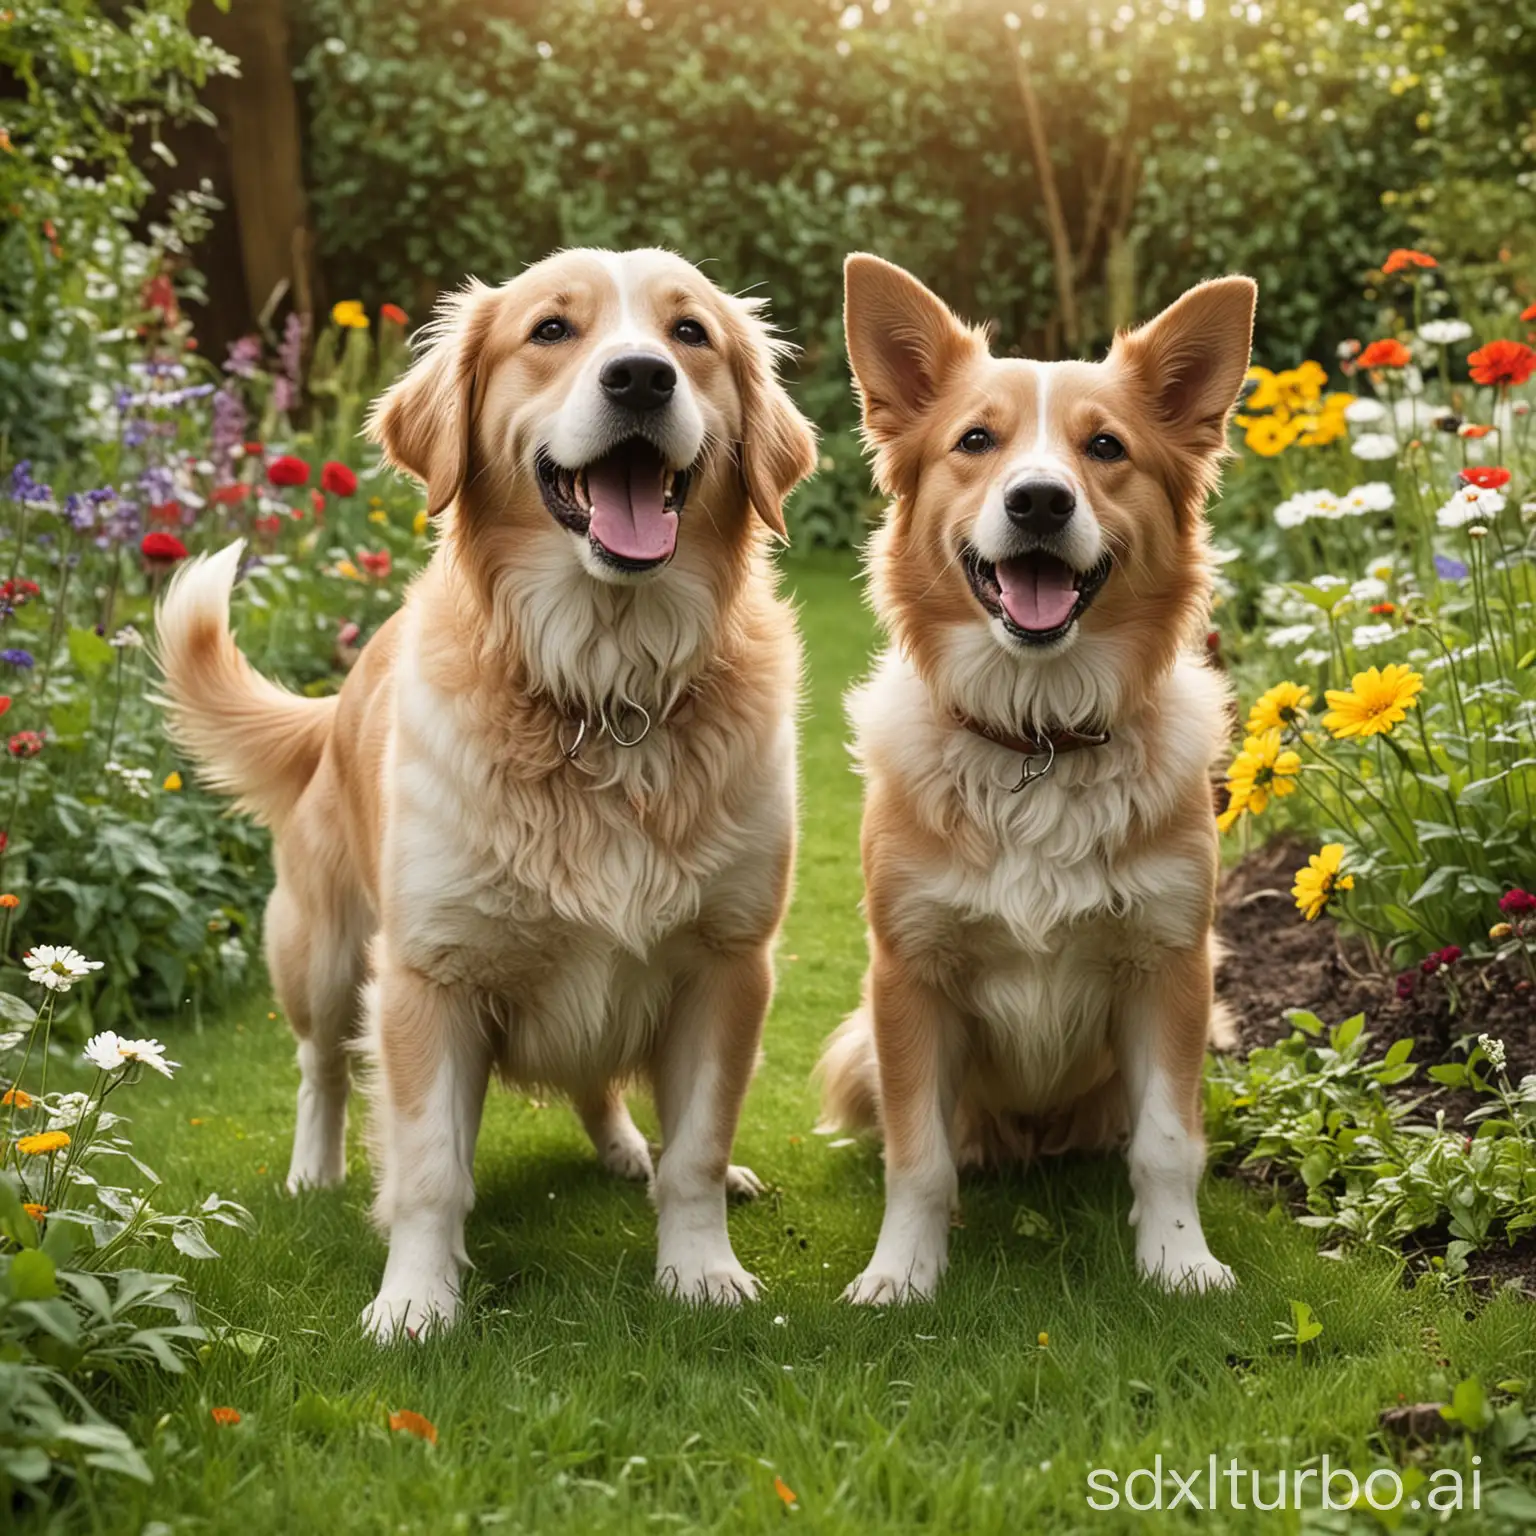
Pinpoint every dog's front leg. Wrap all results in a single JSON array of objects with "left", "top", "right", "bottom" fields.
[
  {"left": 847, "top": 947, "right": 964, "bottom": 1305},
  {"left": 1112, "top": 943, "right": 1233, "bottom": 1292},
  {"left": 650, "top": 944, "right": 771, "bottom": 1304},
  {"left": 361, "top": 959, "right": 493, "bottom": 1341}
]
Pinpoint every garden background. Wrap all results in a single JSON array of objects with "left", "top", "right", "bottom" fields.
[{"left": 3, "top": 0, "right": 1536, "bottom": 1529}]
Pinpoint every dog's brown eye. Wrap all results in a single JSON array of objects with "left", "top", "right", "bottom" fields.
[
  {"left": 672, "top": 318, "right": 709, "bottom": 347},
  {"left": 1087, "top": 433, "right": 1126, "bottom": 462},
  {"left": 956, "top": 427, "right": 995, "bottom": 455},
  {"left": 531, "top": 317, "right": 571, "bottom": 344}
]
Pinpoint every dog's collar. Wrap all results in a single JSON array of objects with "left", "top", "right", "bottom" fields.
[{"left": 949, "top": 708, "right": 1112, "bottom": 792}]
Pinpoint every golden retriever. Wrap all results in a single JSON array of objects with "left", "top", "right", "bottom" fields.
[
  {"left": 818, "top": 254, "right": 1255, "bottom": 1303},
  {"left": 156, "top": 249, "right": 817, "bottom": 1338}
]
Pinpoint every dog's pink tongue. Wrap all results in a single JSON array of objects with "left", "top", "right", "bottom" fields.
[
  {"left": 586, "top": 443, "right": 676, "bottom": 562},
  {"left": 996, "top": 555, "right": 1078, "bottom": 631}
]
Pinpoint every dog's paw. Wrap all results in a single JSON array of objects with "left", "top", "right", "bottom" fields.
[
  {"left": 725, "top": 1163, "right": 765, "bottom": 1200},
  {"left": 596, "top": 1126, "right": 654, "bottom": 1183},
  {"left": 843, "top": 1264, "right": 938, "bottom": 1306},
  {"left": 656, "top": 1253, "right": 760, "bottom": 1305},
  {"left": 359, "top": 1279, "right": 459, "bottom": 1343},
  {"left": 1140, "top": 1247, "right": 1235, "bottom": 1294}
]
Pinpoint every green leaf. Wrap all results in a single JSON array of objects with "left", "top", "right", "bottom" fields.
[
  {"left": 1440, "top": 1376, "right": 1493, "bottom": 1432},
  {"left": 67, "top": 625, "right": 115, "bottom": 679},
  {"left": 0, "top": 990, "right": 38, "bottom": 1025},
  {"left": 1289, "top": 1299, "right": 1323, "bottom": 1344},
  {"left": 9, "top": 1247, "right": 58, "bottom": 1300}
]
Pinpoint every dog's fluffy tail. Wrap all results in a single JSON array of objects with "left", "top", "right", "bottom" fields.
[
  {"left": 154, "top": 541, "right": 337, "bottom": 828},
  {"left": 815, "top": 1005, "right": 882, "bottom": 1135}
]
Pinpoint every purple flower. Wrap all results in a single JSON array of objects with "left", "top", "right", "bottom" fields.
[
  {"left": 132, "top": 359, "right": 188, "bottom": 382},
  {"left": 61, "top": 487, "right": 117, "bottom": 534},
  {"left": 138, "top": 465, "right": 177, "bottom": 506},
  {"left": 277, "top": 312, "right": 307, "bottom": 397},
  {"left": 7, "top": 462, "right": 54, "bottom": 508},
  {"left": 1434, "top": 554, "right": 1468, "bottom": 581},
  {"left": 224, "top": 334, "right": 263, "bottom": 378},
  {"left": 1, "top": 649, "right": 35, "bottom": 669},
  {"left": 272, "top": 376, "right": 296, "bottom": 416},
  {"left": 210, "top": 387, "right": 248, "bottom": 472}
]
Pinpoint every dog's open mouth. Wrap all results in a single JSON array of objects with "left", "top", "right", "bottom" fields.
[
  {"left": 962, "top": 545, "right": 1113, "bottom": 646},
  {"left": 537, "top": 439, "right": 695, "bottom": 572}
]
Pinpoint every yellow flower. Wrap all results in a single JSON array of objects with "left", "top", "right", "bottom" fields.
[
  {"left": 1295, "top": 393, "right": 1354, "bottom": 448},
  {"left": 1246, "top": 681, "right": 1313, "bottom": 736},
  {"left": 335, "top": 559, "right": 362, "bottom": 581},
  {"left": 1037, "top": 1331, "right": 1049, "bottom": 1347},
  {"left": 331, "top": 300, "right": 368, "bottom": 330},
  {"left": 17, "top": 1130, "right": 69, "bottom": 1155},
  {"left": 368, "top": 508, "right": 387, "bottom": 525},
  {"left": 1216, "top": 801, "right": 1245, "bottom": 835},
  {"left": 163, "top": 770, "right": 182, "bottom": 792},
  {"left": 23, "top": 1202, "right": 46, "bottom": 1219},
  {"left": 2, "top": 1087, "right": 32, "bottom": 1108},
  {"left": 1243, "top": 366, "right": 1281, "bottom": 412},
  {"left": 1323, "top": 664, "right": 1424, "bottom": 739},
  {"left": 413, "top": 508, "right": 429, "bottom": 537},
  {"left": 1243, "top": 415, "right": 1301, "bottom": 457},
  {"left": 1292, "top": 843, "right": 1354, "bottom": 922},
  {"left": 1224, "top": 729, "right": 1301, "bottom": 816}
]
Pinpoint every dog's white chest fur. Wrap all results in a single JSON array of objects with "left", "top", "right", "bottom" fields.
[
  {"left": 380, "top": 615, "right": 793, "bottom": 1089},
  {"left": 852, "top": 646, "right": 1222, "bottom": 1105}
]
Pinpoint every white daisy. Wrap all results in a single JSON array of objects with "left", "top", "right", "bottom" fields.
[
  {"left": 110, "top": 625, "right": 145, "bottom": 650},
  {"left": 1418, "top": 319, "right": 1472, "bottom": 346},
  {"left": 1312, "top": 574, "right": 1347, "bottom": 591},
  {"left": 1351, "top": 433, "right": 1398, "bottom": 461},
  {"left": 1344, "top": 481, "right": 1395, "bottom": 514},
  {"left": 1351, "top": 622, "right": 1396, "bottom": 648},
  {"left": 1295, "top": 647, "right": 1333, "bottom": 666},
  {"left": 84, "top": 1031, "right": 128, "bottom": 1071},
  {"left": 1267, "top": 623, "right": 1317, "bottom": 649},
  {"left": 1350, "top": 576, "right": 1389, "bottom": 603},
  {"left": 1343, "top": 398, "right": 1387, "bottom": 424},
  {"left": 1437, "top": 486, "right": 1506, "bottom": 529},
  {"left": 23, "top": 945, "right": 105, "bottom": 993},
  {"left": 119, "top": 1038, "right": 176, "bottom": 1078}
]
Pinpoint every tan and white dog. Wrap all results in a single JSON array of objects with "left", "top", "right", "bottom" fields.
[
  {"left": 156, "top": 249, "right": 817, "bottom": 1338},
  {"left": 818, "top": 255, "right": 1255, "bottom": 1303}
]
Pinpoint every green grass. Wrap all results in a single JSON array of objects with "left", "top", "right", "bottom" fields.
[{"left": 32, "top": 553, "right": 1536, "bottom": 1533}]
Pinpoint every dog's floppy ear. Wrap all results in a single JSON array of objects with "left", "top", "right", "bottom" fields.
[
  {"left": 843, "top": 253, "right": 985, "bottom": 492},
  {"left": 366, "top": 281, "right": 498, "bottom": 517},
  {"left": 1111, "top": 277, "right": 1257, "bottom": 459},
  {"left": 725, "top": 299, "right": 818, "bottom": 541}
]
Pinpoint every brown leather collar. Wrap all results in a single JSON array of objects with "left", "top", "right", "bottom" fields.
[{"left": 951, "top": 708, "right": 1112, "bottom": 761}]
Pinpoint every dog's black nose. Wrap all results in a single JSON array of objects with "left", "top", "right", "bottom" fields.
[
  {"left": 1004, "top": 478, "right": 1077, "bottom": 537},
  {"left": 599, "top": 352, "right": 677, "bottom": 412}
]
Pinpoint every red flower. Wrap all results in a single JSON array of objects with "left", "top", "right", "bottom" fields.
[
  {"left": 140, "top": 532, "right": 189, "bottom": 564},
  {"left": 266, "top": 456, "right": 311, "bottom": 488},
  {"left": 0, "top": 697, "right": 9, "bottom": 718},
  {"left": 242, "top": 441, "right": 265, "bottom": 456},
  {"left": 0, "top": 579, "right": 40, "bottom": 606},
  {"left": 1468, "top": 339, "right": 1536, "bottom": 388},
  {"left": 380, "top": 304, "right": 409, "bottom": 325},
  {"left": 209, "top": 483, "right": 250, "bottom": 506},
  {"left": 1369, "top": 602, "right": 1396, "bottom": 616},
  {"left": 1459, "top": 423, "right": 1493, "bottom": 439},
  {"left": 141, "top": 273, "right": 180, "bottom": 324},
  {"left": 149, "top": 501, "right": 182, "bottom": 526},
  {"left": 254, "top": 514, "right": 282, "bottom": 537},
  {"left": 1357, "top": 338, "right": 1412, "bottom": 370},
  {"left": 1459, "top": 466, "right": 1511, "bottom": 490},
  {"left": 8, "top": 731, "right": 43, "bottom": 759},
  {"left": 320, "top": 461, "right": 358, "bottom": 497},
  {"left": 1395, "top": 972, "right": 1416, "bottom": 1001},
  {"left": 1383, "top": 249, "right": 1437, "bottom": 275},
  {"left": 1522, "top": 303, "right": 1536, "bottom": 322},
  {"left": 357, "top": 548, "right": 392, "bottom": 580},
  {"left": 1499, "top": 888, "right": 1536, "bottom": 915}
]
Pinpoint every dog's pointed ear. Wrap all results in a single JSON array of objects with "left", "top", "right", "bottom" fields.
[
  {"left": 727, "top": 299, "right": 818, "bottom": 541},
  {"left": 366, "top": 282, "right": 498, "bottom": 517},
  {"left": 1111, "top": 277, "right": 1257, "bottom": 458},
  {"left": 843, "top": 254, "right": 985, "bottom": 478}
]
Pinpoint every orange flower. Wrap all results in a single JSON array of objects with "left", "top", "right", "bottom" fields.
[
  {"left": 774, "top": 1476, "right": 798, "bottom": 1508},
  {"left": 22, "top": 1203, "right": 46, "bottom": 1219},
  {"left": 1, "top": 1087, "right": 32, "bottom": 1107},
  {"left": 1459, "top": 423, "right": 1493, "bottom": 439},
  {"left": 1383, "top": 249, "right": 1437, "bottom": 274},
  {"left": 0, "top": 893, "right": 16, "bottom": 909},
  {"left": 1522, "top": 302, "right": 1536, "bottom": 322},
  {"left": 388, "top": 1409, "right": 438, "bottom": 1444},
  {"left": 380, "top": 303, "right": 409, "bottom": 325},
  {"left": 1357, "top": 338, "right": 1412, "bottom": 370},
  {"left": 210, "top": 1407, "right": 242, "bottom": 1427},
  {"left": 1468, "top": 339, "right": 1536, "bottom": 388},
  {"left": 1369, "top": 602, "right": 1397, "bottom": 616}
]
